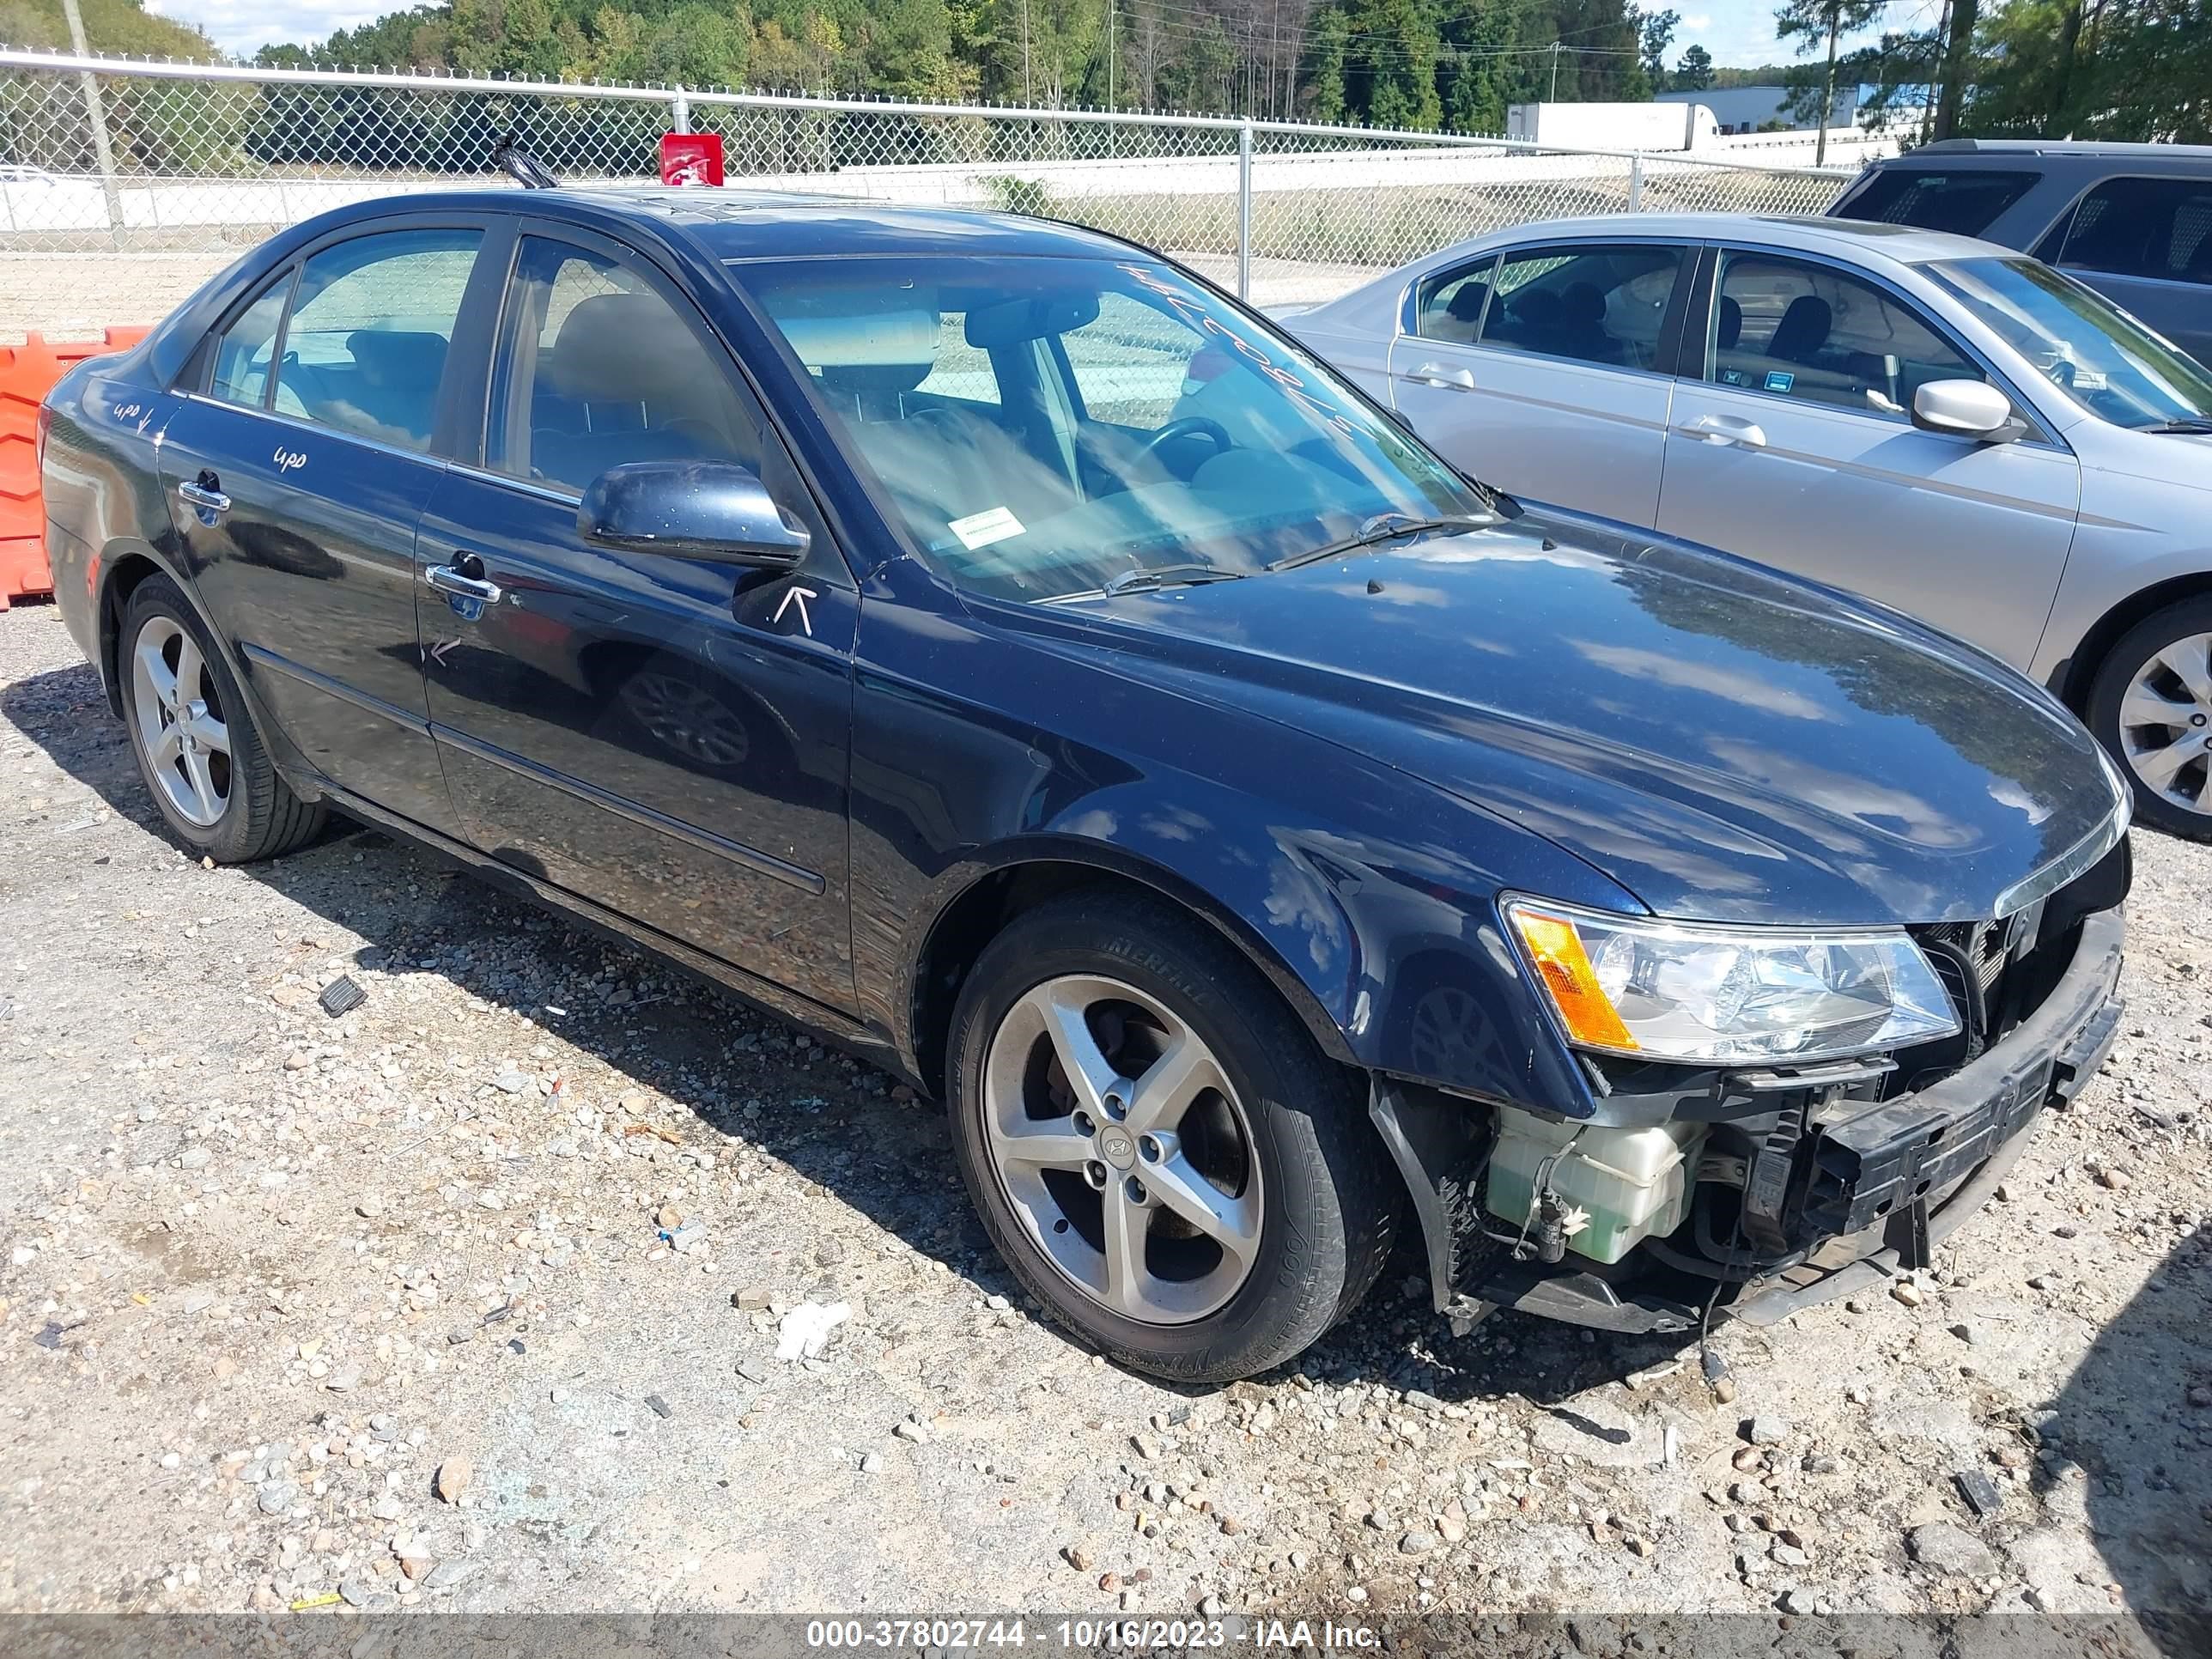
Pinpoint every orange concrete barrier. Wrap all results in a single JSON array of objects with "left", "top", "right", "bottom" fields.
[{"left": 0, "top": 328, "right": 149, "bottom": 610}]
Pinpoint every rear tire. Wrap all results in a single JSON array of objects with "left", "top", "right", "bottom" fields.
[
  {"left": 118, "top": 574, "right": 325, "bottom": 863},
  {"left": 945, "top": 889, "right": 1396, "bottom": 1382},
  {"left": 2086, "top": 598, "right": 2212, "bottom": 842}
]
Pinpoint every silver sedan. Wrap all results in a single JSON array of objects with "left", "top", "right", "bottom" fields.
[{"left": 1283, "top": 213, "right": 2212, "bottom": 839}]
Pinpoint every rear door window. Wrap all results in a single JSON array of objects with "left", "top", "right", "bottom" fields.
[
  {"left": 271, "top": 228, "right": 483, "bottom": 452},
  {"left": 2043, "top": 176, "right": 2212, "bottom": 286},
  {"left": 1414, "top": 256, "right": 1498, "bottom": 344},
  {"left": 1477, "top": 246, "right": 1687, "bottom": 372},
  {"left": 1836, "top": 168, "right": 2040, "bottom": 237},
  {"left": 207, "top": 271, "right": 294, "bottom": 410},
  {"left": 1708, "top": 252, "right": 1984, "bottom": 419}
]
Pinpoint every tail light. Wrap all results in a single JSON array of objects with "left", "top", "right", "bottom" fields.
[{"left": 35, "top": 400, "right": 52, "bottom": 471}]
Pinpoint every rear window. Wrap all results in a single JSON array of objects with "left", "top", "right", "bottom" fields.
[
  {"left": 2041, "top": 175, "right": 2212, "bottom": 285},
  {"left": 1835, "top": 168, "right": 2040, "bottom": 238}
]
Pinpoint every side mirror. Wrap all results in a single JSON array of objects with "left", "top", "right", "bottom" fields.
[
  {"left": 1911, "top": 379, "right": 2028, "bottom": 444},
  {"left": 578, "top": 460, "right": 811, "bottom": 568}
]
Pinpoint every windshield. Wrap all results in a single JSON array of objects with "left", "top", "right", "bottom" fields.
[
  {"left": 1929, "top": 257, "right": 2212, "bottom": 430},
  {"left": 734, "top": 256, "right": 1488, "bottom": 601}
]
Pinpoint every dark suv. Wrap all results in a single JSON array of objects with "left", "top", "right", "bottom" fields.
[{"left": 1830, "top": 141, "right": 2212, "bottom": 362}]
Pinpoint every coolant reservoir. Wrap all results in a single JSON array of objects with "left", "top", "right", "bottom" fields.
[{"left": 1484, "top": 1109, "right": 1707, "bottom": 1265}]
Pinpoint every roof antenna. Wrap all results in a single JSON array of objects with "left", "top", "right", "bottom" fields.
[{"left": 491, "top": 132, "right": 559, "bottom": 189}]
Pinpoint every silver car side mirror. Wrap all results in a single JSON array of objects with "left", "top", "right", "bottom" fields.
[{"left": 1912, "top": 379, "right": 2028, "bottom": 444}]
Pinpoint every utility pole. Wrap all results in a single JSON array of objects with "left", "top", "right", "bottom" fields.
[
  {"left": 58, "top": 0, "right": 122, "bottom": 241},
  {"left": 1923, "top": 0, "right": 1951, "bottom": 144},
  {"left": 1108, "top": 0, "right": 1116, "bottom": 111},
  {"left": 1022, "top": 0, "right": 1033, "bottom": 105},
  {"left": 1550, "top": 40, "right": 1564, "bottom": 102}
]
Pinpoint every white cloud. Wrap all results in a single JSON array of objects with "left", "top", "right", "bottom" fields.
[
  {"left": 146, "top": 0, "right": 393, "bottom": 57},
  {"left": 1682, "top": 14, "right": 1715, "bottom": 30}
]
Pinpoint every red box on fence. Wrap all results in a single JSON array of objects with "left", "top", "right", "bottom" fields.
[{"left": 659, "top": 132, "right": 725, "bottom": 187}]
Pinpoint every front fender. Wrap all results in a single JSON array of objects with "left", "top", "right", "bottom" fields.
[{"left": 848, "top": 580, "right": 1629, "bottom": 1116}]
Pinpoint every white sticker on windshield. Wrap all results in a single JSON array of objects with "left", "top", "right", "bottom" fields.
[{"left": 947, "top": 506, "right": 1025, "bottom": 550}]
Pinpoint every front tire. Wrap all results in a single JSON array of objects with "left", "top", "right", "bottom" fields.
[
  {"left": 2087, "top": 598, "right": 2212, "bottom": 841},
  {"left": 118, "top": 575, "right": 325, "bottom": 862},
  {"left": 945, "top": 890, "right": 1395, "bottom": 1382}
]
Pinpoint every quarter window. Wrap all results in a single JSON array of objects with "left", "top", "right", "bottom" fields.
[
  {"left": 1708, "top": 252, "right": 1984, "bottom": 420},
  {"left": 2045, "top": 176, "right": 2212, "bottom": 286},
  {"left": 270, "top": 228, "right": 482, "bottom": 452},
  {"left": 1836, "top": 168, "right": 2039, "bottom": 237},
  {"left": 1414, "top": 257, "right": 1498, "bottom": 344},
  {"left": 1476, "top": 246, "right": 1686, "bottom": 371},
  {"left": 207, "top": 271, "right": 293, "bottom": 410},
  {"left": 487, "top": 237, "right": 762, "bottom": 495}
]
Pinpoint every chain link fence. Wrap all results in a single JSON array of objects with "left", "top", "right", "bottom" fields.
[{"left": 1, "top": 50, "right": 1857, "bottom": 311}]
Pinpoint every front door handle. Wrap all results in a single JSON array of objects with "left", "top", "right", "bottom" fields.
[
  {"left": 1674, "top": 414, "right": 1768, "bottom": 449},
  {"left": 1409, "top": 362, "right": 1477, "bottom": 392},
  {"left": 424, "top": 559, "right": 504, "bottom": 605},
  {"left": 176, "top": 473, "right": 229, "bottom": 514}
]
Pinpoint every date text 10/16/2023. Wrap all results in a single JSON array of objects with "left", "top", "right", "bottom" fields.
[{"left": 804, "top": 1618, "right": 1387, "bottom": 1650}]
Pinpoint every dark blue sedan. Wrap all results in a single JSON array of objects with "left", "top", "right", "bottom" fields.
[{"left": 40, "top": 187, "right": 2132, "bottom": 1380}]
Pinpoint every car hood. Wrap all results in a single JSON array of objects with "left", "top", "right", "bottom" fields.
[{"left": 1049, "top": 512, "right": 2123, "bottom": 927}]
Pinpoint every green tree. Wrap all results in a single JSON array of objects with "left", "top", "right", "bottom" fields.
[
  {"left": 1303, "top": 5, "right": 1348, "bottom": 125},
  {"left": 1775, "top": 0, "right": 1882, "bottom": 162},
  {"left": 1636, "top": 7, "right": 1679, "bottom": 90},
  {"left": 1674, "top": 41, "right": 1712, "bottom": 88}
]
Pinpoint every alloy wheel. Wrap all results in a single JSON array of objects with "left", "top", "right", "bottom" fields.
[
  {"left": 981, "top": 974, "right": 1261, "bottom": 1325},
  {"left": 2117, "top": 630, "right": 2212, "bottom": 817},
  {"left": 130, "top": 615, "right": 232, "bottom": 828}
]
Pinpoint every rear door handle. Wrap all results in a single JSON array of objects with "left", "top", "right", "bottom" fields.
[
  {"left": 424, "top": 559, "right": 504, "bottom": 605},
  {"left": 1674, "top": 414, "right": 1767, "bottom": 449},
  {"left": 1409, "top": 362, "right": 1476, "bottom": 392},
  {"left": 176, "top": 477, "right": 229, "bottom": 514}
]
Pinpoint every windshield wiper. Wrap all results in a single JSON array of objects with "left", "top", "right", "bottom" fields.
[
  {"left": 1098, "top": 562, "right": 1250, "bottom": 597},
  {"left": 2143, "top": 418, "right": 2212, "bottom": 434},
  {"left": 1269, "top": 511, "right": 1487, "bottom": 572}
]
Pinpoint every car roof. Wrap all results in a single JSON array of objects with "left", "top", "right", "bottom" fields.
[
  {"left": 344, "top": 185, "right": 1148, "bottom": 262},
  {"left": 1906, "top": 138, "right": 2212, "bottom": 161},
  {"left": 1472, "top": 211, "right": 2005, "bottom": 266}
]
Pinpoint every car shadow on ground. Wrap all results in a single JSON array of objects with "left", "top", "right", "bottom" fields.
[
  {"left": 4, "top": 655, "right": 1694, "bottom": 1407},
  {"left": 2036, "top": 1228, "right": 2212, "bottom": 1656}
]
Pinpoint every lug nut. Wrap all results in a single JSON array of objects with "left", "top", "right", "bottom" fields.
[
  {"left": 1138, "top": 1135, "right": 1161, "bottom": 1163},
  {"left": 1103, "top": 1091, "right": 1127, "bottom": 1121},
  {"left": 1084, "top": 1161, "right": 1108, "bottom": 1190},
  {"left": 1124, "top": 1176, "right": 1147, "bottom": 1206},
  {"left": 1073, "top": 1110, "right": 1095, "bottom": 1137}
]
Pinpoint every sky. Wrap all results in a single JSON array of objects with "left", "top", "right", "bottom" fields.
[{"left": 145, "top": 0, "right": 1941, "bottom": 76}]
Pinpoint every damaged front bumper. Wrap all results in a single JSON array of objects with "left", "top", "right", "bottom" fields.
[{"left": 1373, "top": 904, "right": 2126, "bottom": 1337}]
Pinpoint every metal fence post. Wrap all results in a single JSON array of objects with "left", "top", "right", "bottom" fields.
[
  {"left": 670, "top": 89, "right": 690, "bottom": 133},
  {"left": 1236, "top": 119, "right": 1253, "bottom": 301},
  {"left": 1628, "top": 152, "right": 1644, "bottom": 212}
]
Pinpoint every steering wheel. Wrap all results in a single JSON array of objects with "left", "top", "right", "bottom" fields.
[{"left": 1138, "top": 416, "right": 1234, "bottom": 471}]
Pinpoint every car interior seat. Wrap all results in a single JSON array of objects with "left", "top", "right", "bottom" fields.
[
  {"left": 1768, "top": 295, "right": 1834, "bottom": 365},
  {"left": 531, "top": 293, "right": 747, "bottom": 489}
]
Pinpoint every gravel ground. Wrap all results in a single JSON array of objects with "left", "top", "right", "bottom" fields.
[{"left": 1, "top": 598, "right": 2207, "bottom": 1644}]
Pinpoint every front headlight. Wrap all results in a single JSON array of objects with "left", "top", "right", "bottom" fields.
[{"left": 1504, "top": 897, "right": 1960, "bottom": 1065}]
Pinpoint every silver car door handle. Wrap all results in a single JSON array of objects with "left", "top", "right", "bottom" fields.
[
  {"left": 176, "top": 479, "right": 230, "bottom": 513},
  {"left": 1409, "top": 362, "right": 1476, "bottom": 391},
  {"left": 1675, "top": 414, "right": 1767, "bottom": 448},
  {"left": 423, "top": 563, "right": 504, "bottom": 605}
]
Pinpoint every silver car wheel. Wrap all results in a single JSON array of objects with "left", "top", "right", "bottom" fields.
[
  {"left": 2118, "top": 630, "right": 2212, "bottom": 817},
  {"left": 981, "top": 974, "right": 1261, "bottom": 1325},
  {"left": 130, "top": 615, "right": 232, "bottom": 828}
]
